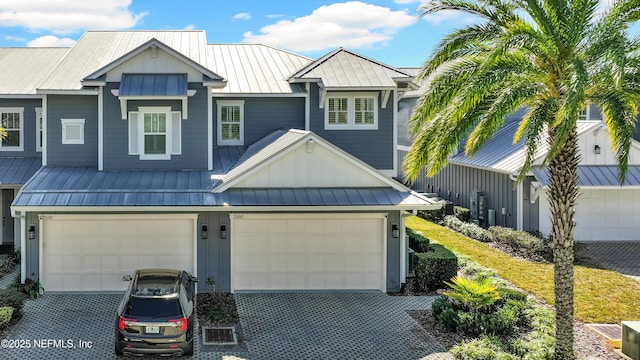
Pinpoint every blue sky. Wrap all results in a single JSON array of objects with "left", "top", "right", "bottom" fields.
[{"left": 0, "top": 0, "right": 476, "bottom": 67}]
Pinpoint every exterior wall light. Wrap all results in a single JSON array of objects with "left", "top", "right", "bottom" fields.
[
  {"left": 594, "top": 144, "right": 601, "bottom": 154},
  {"left": 220, "top": 225, "right": 227, "bottom": 239},
  {"left": 28, "top": 225, "right": 36, "bottom": 240},
  {"left": 391, "top": 224, "right": 400, "bottom": 238},
  {"left": 201, "top": 225, "right": 208, "bottom": 240}
]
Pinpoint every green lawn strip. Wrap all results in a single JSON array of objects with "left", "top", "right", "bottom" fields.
[{"left": 406, "top": 216, "right": 640, "bottom": 324}]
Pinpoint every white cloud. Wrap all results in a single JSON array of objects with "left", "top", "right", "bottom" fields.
[
  {"left": 4, "top": 35, "right": 25, "bottom": 42},
  {"left": 243, "top": 1, "right": 416, "bottom": 52},
  {"left": 27, "top": 35, "right": 76, "bottom": 47},
  {"left": 183, "top": 24, "right": 196, "bottom": 30},
  {"left": 0, "top": 0, "right": 147, "bottom": 34},
  {"left": 233, "top": 12, "right": 252, "bottom": 20},
  {"left": 266, "top": 14, "right": 285, "bottom": 19}
]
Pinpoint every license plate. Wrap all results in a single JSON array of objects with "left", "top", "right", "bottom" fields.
[{"left": 145, "top": 325, "right": 160, "bottom": 334}]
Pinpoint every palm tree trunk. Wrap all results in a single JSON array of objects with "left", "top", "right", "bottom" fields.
[{"left": 546, "top": 127, "right": 580, "bottom": 360}]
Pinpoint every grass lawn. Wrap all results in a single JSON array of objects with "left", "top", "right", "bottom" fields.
[{"left": 406, "top": 216, "right": 640, "bottom": 324}]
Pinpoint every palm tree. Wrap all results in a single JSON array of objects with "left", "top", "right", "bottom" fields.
[{"left": 403, "top": 0, "right": 640, "bottom": 358}]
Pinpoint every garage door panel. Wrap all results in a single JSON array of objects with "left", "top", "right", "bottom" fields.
[
  {"left": 42, "top": 215, "right": 195, "bottom": 292},
  {"left": 233, "top": 214, "right": 385, "bottom": 291}
]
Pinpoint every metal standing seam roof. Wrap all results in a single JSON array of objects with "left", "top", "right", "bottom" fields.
[
  {"left": 450, "top": 119, "right": 603, "bottom": 174},
  {"left": 119, "top": 74, "right": 188, "bottom": 96},
  {"left": 533, "top": 166, "right": 640, "bottom": 187},
  {"left": 208, "top": 44, "right": 312, "bottom": 94},
  {"left": 38, "top": 31, "right": 212, "bottom": 91},
  {"left": 12, "top": 167, "right": 437, "bottom": 208},
  {"left": 0, "top": 48, "right": 69, "bottom": 95},
  {"left": 288, "top": 48, "right": 413, "bottom": 88},
  {"left": 0, "top": 157, "right": 42, "bottom": 185}
]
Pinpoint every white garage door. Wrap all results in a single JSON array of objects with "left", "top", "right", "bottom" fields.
[
  {"left": 539, "top": 189, "right": 640, "bottom": 241},
  {"left": 41, "top": 214, "right": 196, "bottom": 291},
  {"left": 231, "top": 213, "right": 386, "bottom": 292}
]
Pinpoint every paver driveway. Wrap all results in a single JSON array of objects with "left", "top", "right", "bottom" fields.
[{"left": 1, "top": 291, "right": 452, "bottom": 359}]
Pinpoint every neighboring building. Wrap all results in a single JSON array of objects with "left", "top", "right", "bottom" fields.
[
  {"left": 398, "top": 77, "right": 640, "bottom": 242},
  {"left": 5, "top": 31, "right": 438, "bottom": 293}
]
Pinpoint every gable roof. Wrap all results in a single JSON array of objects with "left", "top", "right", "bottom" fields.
[
  {"left": 0, "top": 48, "right": 69, "bottom": 95},
  {"left": 213, "top": 129, "right": 415, "bottom": 193},
  {"left": 38, "top": 31, "right": 217, "bottom": 91},
  {"left": 449, "top": 119, "right": 603, "bottom": 174},
  {"left": 288, "top": 48, "right": 414, "bottom": 89},
  {"left": 208, "top": 44, "right": 312, "bottom": 94}
]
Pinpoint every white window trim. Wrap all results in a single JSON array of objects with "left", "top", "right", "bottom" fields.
[
  {"left": 325, "top": 93, "right": 378, "bottom": 130},
  {"left": 61, "top": 118, "right": 85, "bottom": 145},
  {"left": 0, "top": 107, "right": 24, "bottom": 151},
  {"left": 578, "top": 105, "right": 591, "bottom": 121},
  {"left": 35, "top": 107, "right": 43, "bottom": 152},
  {"left": 217, "top": 100, "right": 245, "bottom": 146},
  {"left": 139, "top": 106, "right": 172, "bottom": 160}
]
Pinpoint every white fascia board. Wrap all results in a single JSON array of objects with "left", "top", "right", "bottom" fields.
[
  {"left": 211, "top": 92, "right": 307, "bottom": 98},
  {"left": 202, "top": 80, "right": 227, "bottom": 88},
  {"left": 0, "top": 94, "right": 43, "bottom": 99},
  {"left": 323, "top": 86, "right": 397, "bottom": 91},
  {"left": 12, "top": 204, "right": 442, "bottom": 213},
  {"left": 36, "top": 89, "right": 99, "bottom": 95}
]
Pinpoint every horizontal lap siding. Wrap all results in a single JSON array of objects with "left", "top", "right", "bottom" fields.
[
  {"left": 46, "top": 95, "right": 97, "bottom": 166},
  {"left": 308, "top": 85, "right": 393, "bottom": 170},
  {"left": 102, "top": 83, "right": 208, "bottom": 170}
]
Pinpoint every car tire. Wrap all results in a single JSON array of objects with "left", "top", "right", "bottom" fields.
[
  {"left": 184, "top": 342, "right": 194, "bottom": 356},
  {"left": 114, "top": 340, "right": 123, "bottom": 356}
]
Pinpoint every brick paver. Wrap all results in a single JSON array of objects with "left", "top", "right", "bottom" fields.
[
  {"left": 0, "top": 292, "right": 452, "bottom": 359},
  {"left": 581, "top": 241, "right": 640, "bottom": 282}
]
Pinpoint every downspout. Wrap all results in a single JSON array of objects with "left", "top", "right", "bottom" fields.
[
  {"left": 509, "top": 173, "right": 524, "bottom": 230},
  {"left": 207, "top": 87, "right": 213, "bottom": 170},
  {"left": 305, "top": 83, "right": 310, "bottom": 131},
  {"left": 98, "top": 86, "right": 103, "bottom": 170},
  {"left": 42, "top": 95, "right": 47, "bottom": 166}
]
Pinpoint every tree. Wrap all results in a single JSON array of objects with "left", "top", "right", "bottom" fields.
[{"left": 403, "top": 0, "right": 640, "bottom": 358}]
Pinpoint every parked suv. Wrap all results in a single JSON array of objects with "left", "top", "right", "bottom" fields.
[{"left": 114, "top": 269, "right": 197, "bottom": 356}]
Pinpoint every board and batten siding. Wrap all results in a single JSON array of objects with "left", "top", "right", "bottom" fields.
[
  {"left": 308, "top": 85, "right": 394, "bottom": 170},
  {"left": 0, "top": 99, "right": 43, "bottom": 158},
  {"left": 102, "top": 82, "right": 208, "bottom": 170},
  {"left": 46, "top": 95, "right": 98, "bottom": 166},
  {"left": 212, "top": 97, "right": 305, "bottom": 147}
]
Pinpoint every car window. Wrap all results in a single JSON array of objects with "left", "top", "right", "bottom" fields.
[{"left": 125, "top": 298, "right": 182, "bottom": 318}]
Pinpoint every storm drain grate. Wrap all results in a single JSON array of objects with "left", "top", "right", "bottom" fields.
[
  {"left": 202, "top": 326, "right": 237, "bottom": 346},
  {"left": 586, "top": 324, "right": 622, "bottom": 340}
]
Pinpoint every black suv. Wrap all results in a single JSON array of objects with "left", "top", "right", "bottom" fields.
[{"left": 114, "top": 269, "right": 197, "bottom": 357}]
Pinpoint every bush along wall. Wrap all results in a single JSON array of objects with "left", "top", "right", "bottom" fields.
[
  {"left": 414, "top": 244, "right": 458, "bottom": 291},
  {"left": 407, "top": 228, "right": 431, "bottom": 253}
]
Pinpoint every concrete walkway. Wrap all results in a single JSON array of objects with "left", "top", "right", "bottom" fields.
[{"left": 580, "top": 242, "right": 640, "bottom": 282}]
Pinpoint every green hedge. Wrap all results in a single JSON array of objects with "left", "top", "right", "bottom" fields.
[
  {"left": 414, "top": 244, "right": 458, "bottom": 291},
  {"left": 407, "top": 228, "right": 431, "bottom": 252},
  {"left": 0, "top": 306, "right": 13, "bottom": 328},
  {"left": 0, "top": 289, "right": 25, "bottom": 316},
  {"left": 453, "top": 206, "right": 471, "bottom": 222}
]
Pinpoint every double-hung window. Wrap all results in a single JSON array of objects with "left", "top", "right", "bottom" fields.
[
  {"left": 128, "top": 107, "right": 181, "bottom": 160},
  {"left": 0, "top": 108, "right": 23, "bottom": 151},
  {"left": 217, "top": 100, "right": 244, "bottom": 146},
  {"left": 325, "top": 93, "right": 377, "bottom": 130}
]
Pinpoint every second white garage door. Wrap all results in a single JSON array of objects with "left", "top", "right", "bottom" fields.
[
  {"left": 231, "top": 213, "right": 387, "bottom": 292},
  {"left": 40, "top": 214, "right": 196, "bottom": 292}
]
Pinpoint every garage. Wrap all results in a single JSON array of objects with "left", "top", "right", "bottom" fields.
[
  {"left": 40, "top": 214, "right": 196, "bottom": 291},
  {"left": 231, "top": 213, "right": 387, "bottom": 292},
  {"left": 539, "top": 189, "right": 640, "bottom": 241}
]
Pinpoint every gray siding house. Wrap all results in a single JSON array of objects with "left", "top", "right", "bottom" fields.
[
  {"left": 398, "top": 70, "right": 640, "bottom": 242},
  {"left": 5, "top": 31, "right": 438, "bottom": 293}
]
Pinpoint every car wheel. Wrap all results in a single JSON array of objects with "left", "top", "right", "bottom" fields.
[
  {"left": 184, "top": 342, "right": 193, "bottom": 356},
  {"left": 114, "top": 339, "right": 123, "bottom": 356}
]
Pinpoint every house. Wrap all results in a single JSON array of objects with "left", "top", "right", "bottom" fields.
[
  {"left": 3, "top": 31, "right": 439, "bottom": 293},
  {"left": 398, "top": 76, "right": 640, "bottom": 242}
]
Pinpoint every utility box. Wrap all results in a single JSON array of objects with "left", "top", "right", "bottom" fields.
[
  {"left": 470, "top": 190, "right": 487, "bottom": 226},
  {"left": 623, "top": 321, "right": 640, "bottom": 360}
]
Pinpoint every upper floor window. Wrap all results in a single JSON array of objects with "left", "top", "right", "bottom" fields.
[
  {"left": 0, "top": 107, "right": 23, "bottom": 151},
  {"left": 325, "top": 93, "right": 378, "bottom": 130},
  {"left": 217, "top": 100, "right": 244, "bottom": 146},
  {"left": 128, "top": 107, "right": 181, "bottom": 160},
  {"left": 578, "top": 105, "right": 590, "bottom": 120},
  {"left": 35, "top": 108, "right": 43, "bottom": 152},
  {"left": 61, "top": 119, "right": 85, "bottom": 144}
]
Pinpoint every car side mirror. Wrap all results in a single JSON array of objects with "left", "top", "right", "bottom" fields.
[
  {"left": 190, "top": 276, "right": 198, "bottom": 283},
  {"left": 122, "top": 275, "right": 132, "bottom": 281}
]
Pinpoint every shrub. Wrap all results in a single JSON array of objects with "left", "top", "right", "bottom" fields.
[
  {"left": 0, "top": 288, "right": 25, "bottom": 316},
  {"left": 407, "top": 228, "right": 430, "bottom": 252},
  {"left": 443, "top": 276, "right": 501, "bottom": 313},
  {"left": 488, "top": 226, "right": 551, "bottom": 261},
  {"left": 0, "top": 306, "right": 13, "bottom": 328},
  {"left": 418, "top": 207, "right": 446, "bottom": 222},
  {"left": 454, "top": 206, "right": 471, "bottom": 222},
  {"left": 437, "top": 308, "right": 459, "bottom": 331},
  {"left": 444, "top": 216, "right": 493, "bottom": 242},
  {"left": 431, "top": 296, "right": 451, "bottom": 317},
  {"left": 451, "top": 336, "right": 516, "bottom": 360},
  {"left": 414, "top": 244, "right": 458, "bottom": 291}
]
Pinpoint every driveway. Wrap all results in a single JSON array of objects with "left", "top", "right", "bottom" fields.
[
  {"left": 580, "top": 241, "right": 640, "bottom": 282},
  {"left": 1, "top": 292, "right": 452, "bottom": 359}
]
